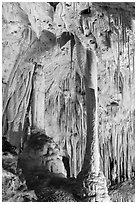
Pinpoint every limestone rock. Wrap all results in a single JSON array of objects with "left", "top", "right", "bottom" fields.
[
  {"left": 2, "top": 137, "right": 18, "bottom": 174},
  {"left": 18, "top": 130, "right": 67, "bottom": 179},
  {"left": 109, "top": 180, "right": 135, "bottom": 202},
  {"left": 2, "top": 152, "right": 18, "bottom": 174},
  {"left": 36, "top": 187, "right": 77, "bottom": 202},
  {"left": 2, "top": 169, "right": 37, "bottom": 202},
  {"left": 2, "top": 136, "right": 18, "bottom": 155},
  {"left": 2, "top": 2, "right": 135, "bottom": 202}
]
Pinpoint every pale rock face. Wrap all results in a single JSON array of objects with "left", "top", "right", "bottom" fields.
[
  {"left": 46, "top": 157, "right": 67, "bottom": 177},
  {"left": 19, "top": 3, "right": 54, "bottom": 37},
  {"left": 2, "top": 3, "right": 135, "bottom": 201}
]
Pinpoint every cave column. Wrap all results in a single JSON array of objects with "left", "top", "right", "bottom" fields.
[
  {"left": 32, "top": 68, "right": 45, "bottom": 131},
  {"left": 77, "top": 49, "right": 110, "bottom": 202}
]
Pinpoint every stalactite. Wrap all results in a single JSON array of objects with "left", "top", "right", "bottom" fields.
[
  {"left": 124, "top": 124, "right": 127, "bottom": 180},
  {"left": 112, "top": 125, "right": 115, "bottom": 158},
  {"left": 21, "top": 70, "right": 34, "bottom": 129},
  {"left": 98, "top": 109, "right": 134, "bottom": 184},
  {"left": 121, "top": 14, "right": 125, "bottom": 53},
  {"left": 126, "top": 130, "right": 129, "bottom": 179},
  {"left": 123, "top": 127, "right": 125, "bottom": 181},
  {"left": 133, "top": 49, "right": 135, "bottom": 79},
  {"left": 127, "top": 35, "right": 132, "bottom": 126},
  {"left": 117, "top": 30, "right": 120, "bottom": 99},
  {"left": 68, "top": 99, "right": 71, "bottom": 132},
  {"left": 79, "top": 100, "right": 85, "bottom": 167},
  {"left": 102, "top": 143, "right": 105, "bottom": 175},
  {"left": 119, "top": 127, "right": 122, "bottom": 182},
  {"left": 77, "top": 139, "right": 82, "bottom": 174}
]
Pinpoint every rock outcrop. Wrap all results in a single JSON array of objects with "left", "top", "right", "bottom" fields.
[
  {"left": 2, "top": 138, "right": 37, "bottom": 202},
  {"left": 2, "top": 169, "right": 37, "bottom": 202},
  {"left": 18, "top": 130, "right": 67, "bottom": 180}
]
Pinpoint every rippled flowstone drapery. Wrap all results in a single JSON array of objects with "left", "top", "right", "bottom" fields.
[{"left": 2, "top": 2, "right": 135, "bottom": 202}]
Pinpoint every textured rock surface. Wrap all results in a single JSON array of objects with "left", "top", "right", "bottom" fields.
[
  {"left": 18, "top": 130, "right": 67, "bottom": 179},
  {"left": 2, "top": 2, "right": 135, "bottom": 202},
  {"left": 2, "top": 137, "right": 18, "bottom": 174},
  {"left": 2, "top": 152, "right": 18, "bottom": 174},
  {"left": 36, "top": 187, "right": 77, "bottom": 202},
  {"left": 109, "top": 180, "right": 135, "bottom": 202},
  {"left": 2, "top": 137, "right": 37, "bottom": 202},
  {"left": 2, "top": 169, "right": 37, "bottom": 202}
]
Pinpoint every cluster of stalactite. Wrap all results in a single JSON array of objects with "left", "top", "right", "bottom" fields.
[
  {"left": 97, "top": 18, "right": 135, "bottom": 185},
  {"left": 22, "top": 17, "right": 135, "bottom": 184},
  {"left": 99, "top": 111, "right": 135, "bottom": 185},
  {"left": 42, "top": 71, "right": 87, "bottom": 177},
  {"left": 2, "top": 2, "right": 135, "bottom": 187},
  {"left": 43, "top": 14, "right": 135, "bottom": 182}
]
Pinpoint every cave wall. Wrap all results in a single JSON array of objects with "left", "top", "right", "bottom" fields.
[
  {"left": 30, "top": 39, "right": 87, "bottom": 177},
  {"left": 97, "top": 32, "right": 135, "bottom": 183},
  {"left": 30, "top": 28, "right": 135, "bottom": 181},
  {"left": 2, "top": 2, "right": 135, "bottom": 183}
]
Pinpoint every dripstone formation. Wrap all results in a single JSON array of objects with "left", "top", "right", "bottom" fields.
[{"left": 2, "top": 2, "right": 135, "bottom": 202}]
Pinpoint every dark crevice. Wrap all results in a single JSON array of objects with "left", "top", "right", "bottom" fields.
[
  {"left": 62, "top": 156, "right": 70, "bottom": 178},
  {"left": 80, "top": 7, "right": 91, "bottom": 15},
  {"left": 57, "top": 32, "right": 75, "bottom": 48},
  {"left": 48, "top": 2, "right": 59, "bottom": 11}
]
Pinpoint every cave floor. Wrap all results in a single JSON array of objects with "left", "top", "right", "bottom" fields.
[
  {"left": 28, "top": 176, "right": 135, "bottom": 202},
  {"left": 109, "top": 179, "right": 135, "bottom": 202}
]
